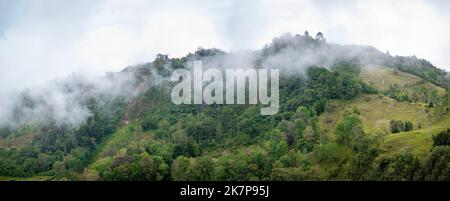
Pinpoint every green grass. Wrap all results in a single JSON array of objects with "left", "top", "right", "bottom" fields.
[
  {"left": 319, "top": 94, "right": 432, "bottom": 137},
  {"left": 383, "top": 129, "right": 434, "bottom": 159},
  {"left": 433, "top": 112, "right": 450, "bottom": 128},
  {"left": 88, "top": 121, "right": 155, "bottom": 171},
  {"left": 0, "top": 126, "right": 36, "bottom": 149},
  {"left": 383, "top": 114, "right": 450, "bottom": 160},
  {"left": 319, "top": 92, "right": 450, "bottom": 159},
  {"left": 385, "top": 112, "right": 450, "bottom": 157},
  {"left": 359, "top": 66, "right": 446, "bottom": 95},
  {"left": 92, "top": 122, "right": 152, "bottom": 161},
  {"left": 0, "top": 175, "right": 51, "bottom": 181},
  {"left": 354, "top": 66, "right": 450, "bottom": 159}
]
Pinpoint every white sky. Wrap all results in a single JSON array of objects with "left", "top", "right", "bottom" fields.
[{"left": 1, "top": 0, "right": 450, "bottom": 94}]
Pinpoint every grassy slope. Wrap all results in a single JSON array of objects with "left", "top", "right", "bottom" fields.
[
  {"left": 0, "top": 127, "right": 36, "bottom": 149},
  {"left": 383, "top": 113, "right": 450, "bottom": 159},
  {"left": 360, "top": 66, "right": 449, "bottom": 159},
  {"left": 319, "top": 66, "right": 449, "bottom": 159},
  {"left": 319, "top": 94, "right": 433, "bottom": 136},
  {"left": 360, "top": 66, "right": 446, "bottom": 95},
  {"left": 0, "top": 175, "right": 51, "bottom": 181},
  {"left": 87, "top": 121, "right": 155, "bottom": 171},
  {"left": 318, "top": 94, "right": 449, "bottom": 159},
  {"left": 94, "top": 123, "right": 152, "bottom": 158}
]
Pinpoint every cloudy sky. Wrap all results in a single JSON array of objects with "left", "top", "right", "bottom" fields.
[{"left": 1, "top": 0, "right": 450, "bottom": 94}]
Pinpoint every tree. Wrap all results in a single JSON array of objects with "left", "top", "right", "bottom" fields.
[
  {"left": 305, "top": 67, "right": 335, "bottom": 102},
  {"left": 269, "top": 141, "right": 289, "bottom": 159},
  {"left": 335, "top": 113, "right": 364, "bottom": 146},
  {"left": 331, "top": 59, "right": 361, "bottom": 75},
  {"left": 423, "top": 146, "right": 450, "bottom": 180},
  {"left": 271, "top": 167, "right": 308, "bottom": 181},
  {"left": 390, "top": 120, "right": 413, "bottom": 133},
  {"left": 185, "top": 114, "right": 217, "bottom": 143},
  {"left": 52, "top": 161, "right": 66, "bottom": 178},
  {"left": 64, "top": 148, "right": 89, "bottom": 172},
  {"left": 36, "top": 153, "right": 52, "bottom": 172},
  {"left": 139, "top": 153, "right": 157, "bottom": 180},
  {"left": 315, "top": 32, "right": 325, "bottom": 42},
  {"left": 404, "top": 121, "right": 413, "bottom": 132},
  {"left": 432, "top": 129, "right": 450, "bottom": 147},
  {"left": 313, "top": 99, "right": 326, "bottom": 115},
  {"left": 293, "top": 119, "right": 307, "bottom": 138},
  {"left": 371, "top": 152, "right": 421, "bottom": 181},
  {"left": 171, "top": 156, "right": 191, "bottom": 181},
  {"left": 278, "top": 120, "right": 295, "bottom": 147},
  {"left": 0, "top": 126, "right": 12, "bottom": 138},
  {"left": 141, "top": 115, "right": 160, "bottom": 131},
  {"left": 189, "top": 157, "right": 215, "bottom": 181},
  {"left": 172, "top": 129, "right": 200, "bottom": 158},
  {"left": 334, "top": 72, "right": 362, "bottom": 100}
]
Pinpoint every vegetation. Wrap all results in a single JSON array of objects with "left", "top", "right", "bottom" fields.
[
  {"left": 390, "top": 120, "right": 414, "bottom": 133},
  {"left": 0, "top": 32, "right": 449, "bottom": 181}
]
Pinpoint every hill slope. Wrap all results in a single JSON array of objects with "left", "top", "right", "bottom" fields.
[{"left": 1, "top": 32, "right": 449, "bottom": 181}]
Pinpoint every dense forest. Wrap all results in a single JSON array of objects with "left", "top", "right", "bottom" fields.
[{"left": 0, "top": 32, "right": 449, "bottom": 181}]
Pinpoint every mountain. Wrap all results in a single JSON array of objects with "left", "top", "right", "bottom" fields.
[{"left": 0, "top": 32, "right": 449, "bottom": 181}]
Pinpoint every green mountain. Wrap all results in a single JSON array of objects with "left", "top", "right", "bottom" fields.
[{"left": 1, "top": 32, "right": 449, "bottom": 181}]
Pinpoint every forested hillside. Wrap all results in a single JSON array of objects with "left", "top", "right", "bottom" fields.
[{"left": 1, "top": 32, "right": 449, "bottom": 181}]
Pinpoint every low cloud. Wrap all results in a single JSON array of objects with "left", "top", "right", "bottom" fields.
[{"left": 0, "top": 0, "right": 449, "bottom": 126}]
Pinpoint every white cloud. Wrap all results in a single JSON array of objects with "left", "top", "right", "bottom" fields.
[
  {"left": 328, "top": 0, "right": 450, "bottom": 67},
  {"left": 251, "top": 0, "right": 450, "bottom": 69},
  {"left": 0, "top": 0, "right": 449, "bottom": 97}
]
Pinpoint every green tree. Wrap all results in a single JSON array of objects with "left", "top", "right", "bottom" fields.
[
  {"left": 313, "top": 99, "right": 326, "bottom": 115},
  {"left": 432, "top": 129, "right": 450, "bottom": 147},
  {"left": 371, "top": 153, "right": 421, "bottom": 181},
  {"left": 52, "top": 161, "right": 66, "bottom": 178},
  {"left": 423, "top": 146, "right": 450, "bottom": 180},
  {"left": 390, "top": 120, "right": 404, "bottom": 133},
  {"left": 335, "top": 113, "right": 364, "bottom": 146},
  {"left": 404, "top": 121, "right": 414, "bottom": 132},
  {"left": 171, "top": 156, "right": 191, "bottom": 181},
  {"left": 189, "top": 157, "right": 215, "bottom": 181}
]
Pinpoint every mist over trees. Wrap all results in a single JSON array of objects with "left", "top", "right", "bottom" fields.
[{"left": 0, "top": 32, "right": 449, "bottom": 181}]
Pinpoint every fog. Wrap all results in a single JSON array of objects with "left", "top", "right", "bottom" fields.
[
  {"left": 1, "top": 0, "right": 450, "bottom": 127},
  {"left": 0, "top": 70, "right": 140, "bottom": 127}
]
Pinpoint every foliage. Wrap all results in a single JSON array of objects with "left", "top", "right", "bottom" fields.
[
  {"left": 0, "top": 32, "right": 449, "bottom": 181},
  {"left": 390, "top": 120, "right": 414, "bottom": 134},
  {"left": 432, "top": 129, "right": 450, "bottom": 147}
]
